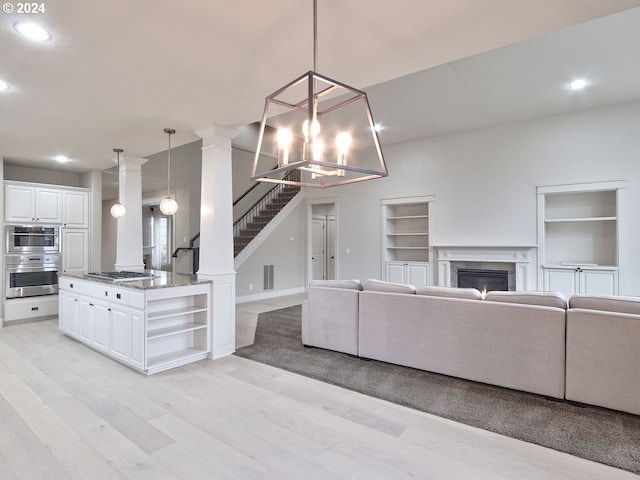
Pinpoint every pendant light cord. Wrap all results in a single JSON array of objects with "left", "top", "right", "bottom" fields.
[
  {"left": 167, "top": 132, "right": 171, "bottom": 197},
  {"left": 313, "top": 0, "right": 318, "bottom": 72},
  {"left": 164, "top": 128, "right": 175, "bottom": 197}
]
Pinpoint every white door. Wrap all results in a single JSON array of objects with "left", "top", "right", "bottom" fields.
[
  {"left": 326, "top": 215, "right": 336, "bottom": 280},
  {"left": 311, "top": 216, "right": 326, "bottom": 280}
]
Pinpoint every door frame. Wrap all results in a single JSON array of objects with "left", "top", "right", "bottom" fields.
[{"left": 307, "top": 198, "right": 338, "bottom": 288}]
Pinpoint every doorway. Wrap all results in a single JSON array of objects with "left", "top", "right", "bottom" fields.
[
  {"left": 142, "top": 198, "right": 174, "bottom": 271},
  {"left": 308, "top": 201, "right": 337, "bottom": 283}
]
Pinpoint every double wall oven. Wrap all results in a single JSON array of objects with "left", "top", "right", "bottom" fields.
[{"left": 5, "top": 225, "right": 61, "bottom": 299}]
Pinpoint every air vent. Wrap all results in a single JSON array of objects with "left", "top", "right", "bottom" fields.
[{"left": 263, "top": 265, "right": 274, "bottom": 290}]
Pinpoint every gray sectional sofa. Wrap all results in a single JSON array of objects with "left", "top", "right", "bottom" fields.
[{"left": 301, "top": 279, "right": 640, "bottom": 415}]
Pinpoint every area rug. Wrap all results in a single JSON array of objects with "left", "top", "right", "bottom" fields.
[{"left": 235, "top": 305, "right": 640, "bottom": 474}]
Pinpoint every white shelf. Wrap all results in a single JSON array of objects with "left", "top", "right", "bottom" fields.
[
  {"left": 387, "top": 232, "right": 429, "bottom": 236},
  {"left": 545, "top": 217, "right": 616, "bottom": 223},
  {"left": 387, "top": 215, "right": 429, "bottom": 220},
  {"left": 387, "top": 246, "right": 429, "bottom": 250},
  {"left": 146, "top": 348, "right": 209, "bottom": 373},
  {"left": 147, "top": 322, "right": 207, "bottom": 340},
  {"left": 147, "top": 305, "right": 208, "bottom": 321}
]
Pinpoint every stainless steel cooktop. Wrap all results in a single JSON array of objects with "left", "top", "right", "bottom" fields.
[{"left": 86, "top": 271, "right": 157, "bottom": 282}]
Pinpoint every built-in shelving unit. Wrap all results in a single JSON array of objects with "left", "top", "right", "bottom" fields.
[
  {"left": 381, "top": 196, "right": 434, "bottom": 287},
  {"left": 145, "top": 286, "right": 210, "bottom": 374},
  {"left": 537, "top": 181, "right": 625, "bottom": 298}
]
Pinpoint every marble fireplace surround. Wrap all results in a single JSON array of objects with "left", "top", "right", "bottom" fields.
[{"left": 434, "top": 246, "right": 538, "bottom": 291}]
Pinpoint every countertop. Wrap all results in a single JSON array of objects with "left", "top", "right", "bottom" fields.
[{"left": 60, "top": 270, "right": 212, "bottom": 290}]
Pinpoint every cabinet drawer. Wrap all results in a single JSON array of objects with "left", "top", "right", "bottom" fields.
[
  {"left": 4, "top": 296, "right": 59, "bottom": 322},
  {"left": 104, "top": 287, "right": 130, "bottom": 305}
]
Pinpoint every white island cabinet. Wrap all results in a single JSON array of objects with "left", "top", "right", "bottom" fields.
[{"left": 58, "top": 272, "right": 212, "bottom": 374}]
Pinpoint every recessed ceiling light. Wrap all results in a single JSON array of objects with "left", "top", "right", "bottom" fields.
[
  {"left": 55, "top": 155, "right": 69, "bottom": 163},
  {"left": 567, "top": 79, "right": 589, "bottom": 90},
  {"left": 0, "top": 79, "right": 9, "bottom": 91},
  {"left": 14, "top": 22, "right": 52, "bottom": 42}
]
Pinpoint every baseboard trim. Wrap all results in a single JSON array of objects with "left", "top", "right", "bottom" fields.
[{"left": 236, "top": 287, "right": 305, "bottom": 304}]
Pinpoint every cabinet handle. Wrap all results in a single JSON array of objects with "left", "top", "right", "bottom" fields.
[
  {"left": 116, "top": 293, "right": 121, "bottom": 299},
  {"left": 89, "top": 303, "right": 94, "bottom": 307},
  {"left": 70, "top": 283, "right": 74, "bottom": 288},
  {"left": 31, "top": 307, "right": 39, "bottom": 311}
]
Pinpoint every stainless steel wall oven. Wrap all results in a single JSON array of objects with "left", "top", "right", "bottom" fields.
[
  {"left": 5, "top": 253, "right": 61, "bottom": 299},
  {"left": 4, "top": 225, "right": 62, "bottom": 299},
  {"left": 5, "top": 224, "right": 60, "bottom": 254}
]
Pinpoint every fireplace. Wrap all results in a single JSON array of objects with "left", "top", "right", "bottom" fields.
[
  {"left": 434, "top": 246, "right": 537, "bottom": 291},
  {"left": 457, "top": 268, "right": 509, "bottom": 293}
]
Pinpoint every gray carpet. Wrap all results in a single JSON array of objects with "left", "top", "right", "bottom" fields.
[{"left": 235, "top": 305, "right": 640, "bottom": 474}]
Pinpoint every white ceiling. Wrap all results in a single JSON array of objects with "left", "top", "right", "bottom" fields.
[{"left": 2, "top": 1, "right": 640, "bottom": 173}]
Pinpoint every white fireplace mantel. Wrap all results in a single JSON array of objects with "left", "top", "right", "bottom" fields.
[{"left": 434, "top": 245, "right": 538, "bottom": 291}]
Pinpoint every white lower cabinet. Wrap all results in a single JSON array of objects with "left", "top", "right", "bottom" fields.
[
  {"left": 386, "top": 261, "right": 430, "bottom": 287},
  {"left": 58, "top": 278, "right": 211, "bottom": 374},
  {"left": 543, "top": 267, "right": 618, "bottom": 299},
  {"left": 110, "top": 305, "right": 144, "bottom": 370}
]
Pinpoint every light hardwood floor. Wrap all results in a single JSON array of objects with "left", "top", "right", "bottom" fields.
[{"left": 0, "top": 297, "right": 637, "bottom": 479}]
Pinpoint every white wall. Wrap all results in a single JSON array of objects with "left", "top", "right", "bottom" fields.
[
  {"left": 235, "top": 201, "right": 306, "bottom": 297},
  {"left": 302, "top": 100, "right": 640, "bottom": 294},
  {"left": 3, "top": 164, "right": 83, "bottom": 186}
]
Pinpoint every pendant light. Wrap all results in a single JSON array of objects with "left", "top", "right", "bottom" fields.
[
  {"left": 110, "top": 148, "right": 126, "bottom": 218},
  {"left": 251, "top": 0, "right": 387, "bottom": 188},
  {"left": 159, "top": 128, "right": 178, "bottom": 215}
]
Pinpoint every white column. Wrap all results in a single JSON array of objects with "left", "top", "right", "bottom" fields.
[
  {"left": 114, "top": 155, "right": 147, "bottom": 272},
  {"left": 195, "top": 124, "right": 238, "bottom": 359}
]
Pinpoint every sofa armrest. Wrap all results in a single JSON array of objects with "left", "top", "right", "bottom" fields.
[
  {"left": 301, "top": 287, "right": 360, "bottom": 355},
  {"left": 566, "top": 308, "right": 640, "bottom": 415}
]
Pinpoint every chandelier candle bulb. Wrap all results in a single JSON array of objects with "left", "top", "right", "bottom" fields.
[{"left": 276, "top": 128, "right": 292, "bottom": 167}]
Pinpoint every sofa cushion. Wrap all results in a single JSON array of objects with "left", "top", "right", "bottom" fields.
[
  {"left": 485, "top": 291, "right": 566, "bottom": 309},
  {"left": 416, "top": 285, "right": 483, "bottom": 300},
  {"left": 309, "top": 279, "right": 362, "bottom": 291},
  {"left": 361, "top": 279, "right": 416, "bottom": 294},
  {"left": 569, "top": 294, "right": 640, "bottom": 315}
]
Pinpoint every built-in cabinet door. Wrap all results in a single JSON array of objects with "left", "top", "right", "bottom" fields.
[
  {"left": 63, "top": 190, "right": 89, "bottom": 228},
  {"left": 59, "top": 291, "right": 79, "bottom": 335},
  {"left": 386, "top": 262, "right": 406, "bottom": 284},
  {"left": 5, "top": 184, "right": 35, "bottom": 223},
  {"left": 5, "top": 184, "right": 63, "bottom": 223},
  {"left": 385, "top": 261, "right": 429, "bottom": 287},
  {"left": 77, "top": 297, "right": 93, "bottom": 342},
  {"left": 111, "top": 306, "right": 145, "bottom": 369},
  {"left": 92, "top": 302, "right": 111, "bottom": 352},
  {"left": 407, "top": 263, "right": 429, "bottom": 288},
  {"left": 35, "top": 188, "right": 63, "bottom": 223},
  {"left": 581, "top": 269, "right": 618, "bottom": 296},
  {"left": 62, "top": 229, "right": 89, "bottom": 273},
  {"left": 544, "top": 267, "right": 617, "bottom": 299},
  {"left": 544, "top": 268, "right": 578, "bottom": 299}
]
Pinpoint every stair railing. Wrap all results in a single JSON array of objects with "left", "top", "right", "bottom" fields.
[{"left": 233, "top": 169, "right": 300, "bottom": 247}]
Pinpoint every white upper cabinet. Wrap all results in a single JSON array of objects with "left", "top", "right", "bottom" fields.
[
  {"left": 5, "top": 184, "right": 62, "bottom": 224},
  {"left": 63, "top": 190, "right": 89, "bottom": 228}
]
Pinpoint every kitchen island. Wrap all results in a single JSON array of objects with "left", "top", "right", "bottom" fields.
[{"left": 58, "top": 270, "right": 212, "bottom": 374}]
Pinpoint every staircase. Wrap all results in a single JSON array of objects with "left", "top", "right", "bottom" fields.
[{"left": 233, "top": 171, "right": 301, "bottom": 257}]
